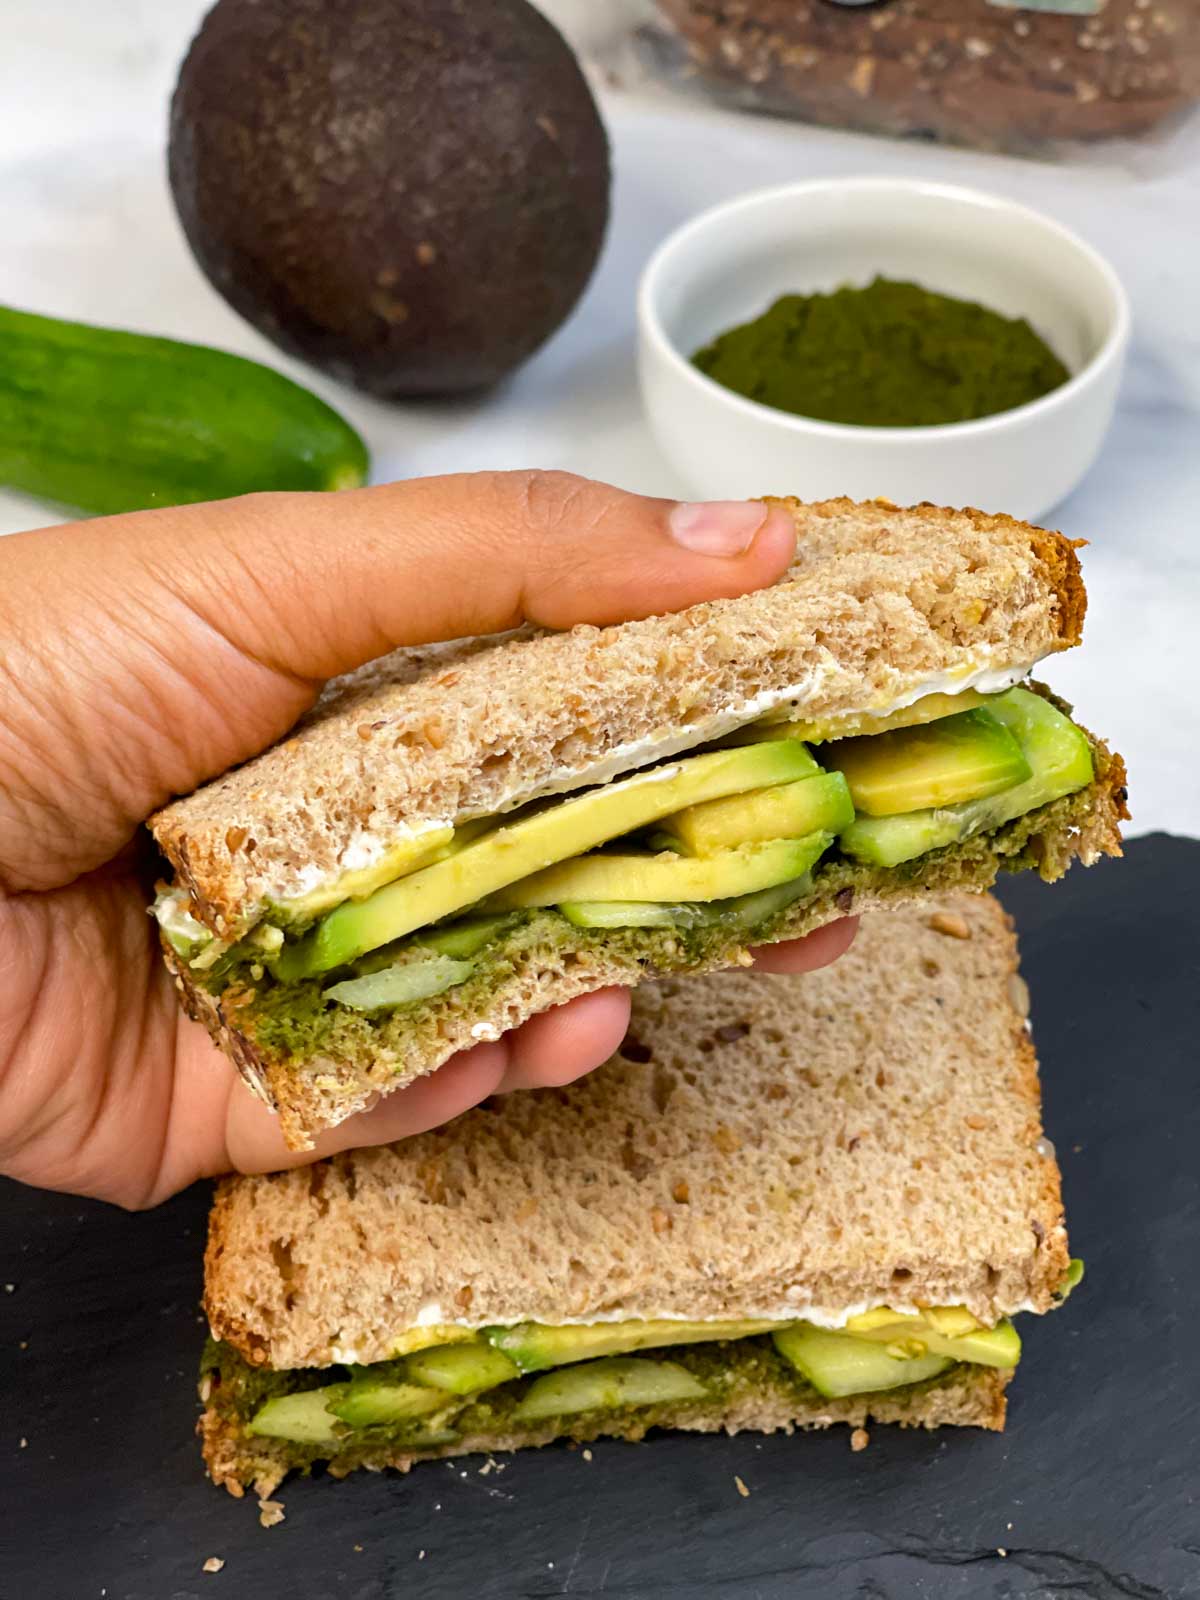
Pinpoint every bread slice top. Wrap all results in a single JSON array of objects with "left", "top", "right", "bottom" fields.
[
  {"left": 150, "top": 498, "right": 1085, "bottom": 936},
  {"left": 205, "top": 892, "right": 1070, "bottom": 1371}
]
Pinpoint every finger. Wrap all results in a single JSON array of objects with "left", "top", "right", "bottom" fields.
[
  {"left": 223, "top": 1039, "right": 511, "bottom": 1176},
  {"left": 221, "top": 988, "right": 631, "bottom": 1175},
  {"left": 174, "top": 473, "right": 800, "bottom": 675},
  {"left": 0, "top": 474, "right": 796, "bottom": 886},
  {"left": 494, "top": 987, "right": 632, "bottom": 1092},
  {"left": 749, "top": 916, "right": 859, "bottom": 973}
]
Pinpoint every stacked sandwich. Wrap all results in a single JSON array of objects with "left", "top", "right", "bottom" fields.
[{"left": 151, "top": 499, "right": 1123, "bottom": 1493}]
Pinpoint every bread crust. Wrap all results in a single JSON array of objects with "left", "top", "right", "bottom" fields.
[
  {"left": 200, "top": 1362, "right": 1010, "bottom": 1497},
  {"left": 150, "top": 498, "right": 1087, "bottom": 937},
  {"left": 171, "top": 709, "right": 1125, "bottom": 1150},
  {"left": 203, "top": 891, "right": 1071, "bottom": 1372}
]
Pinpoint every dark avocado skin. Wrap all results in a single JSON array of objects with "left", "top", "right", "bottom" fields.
[{"left": 168, "top": 0, "right": 611, "bottom": 397}]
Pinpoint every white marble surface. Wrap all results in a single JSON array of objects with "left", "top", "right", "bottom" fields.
[{"left": 2, "top": 0, "right": 1196, "bottom": 836}]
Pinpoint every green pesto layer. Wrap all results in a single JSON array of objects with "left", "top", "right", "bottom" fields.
[{"left": 202, "top": 1336, "right": 983, "bottom": 1484}]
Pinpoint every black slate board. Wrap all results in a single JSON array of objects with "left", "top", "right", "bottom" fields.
[{"left": 3, "top": 834, "right": 1198, "bottom": 1600}]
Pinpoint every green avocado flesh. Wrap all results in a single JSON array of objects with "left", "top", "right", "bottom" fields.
[
  {"left": 839, "top": 689, "right": 1093, "bottom": 867},
  {"left": 167, "top": 688, "right": 1098, "bottom": 1042},
  {"left": 213, "top": 1305, "right": 1025, "bottom": 1465},
  {"left": 661, "top": 772, "right": 853, "bottom": 853},
  {"left": 823, "top": 707, "right": 1031, "bottom": 816},
  {"left": 487, "top": 834, "right": 830, "bottom": 909},
  {"left": 272, "top": 740, "right": 816, "bottom": 980}
]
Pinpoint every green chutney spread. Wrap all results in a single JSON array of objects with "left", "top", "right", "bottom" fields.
[{"left": 692, "top": 276, "right": 1070, "bottom": 428}]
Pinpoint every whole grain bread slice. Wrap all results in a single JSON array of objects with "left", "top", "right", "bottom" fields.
[
  {"left": 200, "top": 1356, "right": 1009, "bottom": 1498},
  {"left": 205, "top": 893, "right": 1070, "bottom": 1373},
  {"left": 151, "top": 498, "right": 1086, "bottom": 938},
  {"left": 170, "top": 714, "right": 1125, "bottom": 1148}
]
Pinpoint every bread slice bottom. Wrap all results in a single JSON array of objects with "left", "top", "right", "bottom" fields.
[
  {"left": 199, "top": 1341, "right": 1010, "bottom": 1499},
  {"left": 169, "top": 706, "right": 1126, "bottom": 1150}
]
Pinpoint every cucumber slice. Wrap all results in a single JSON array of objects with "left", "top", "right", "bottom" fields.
[
  {"left": 559, "top": 901, "right": 688, "bottom": 929},
  {"left": 773, "top": 1325, "right": 952, "bottom": 1399},
  {"left": 486, "top": 1318, "right": 781, "bottom": 1375},
  {"left": 327, "top": 1379, "right": 449, "bottom": 1429},
  {"left": 824, "top": 708, "right": 1031, "bottom": 817},
  {"left": 560, "top": 873, "right": 814, "bottom": 933},
  {"left": 714, "top": 872, "right": 814, "bottom": 931},
  {"left": 662, "top": 772, "right": 853, "bottom": 854},
  {"left": 322, "top": 954, "right": 473, "bottom": 1011},
  {"left": 405, "top": 1340, "right": 520, "bottom": 1395},
  {"left": 421, "top": 915, "right": 514, "bottom": 959},
  {"left": 513, "top": 1357, "right": 707, "bottom": 1422},
  {"left": 248, "top": 1385, "right": 348, "bottom": 1444},
  {"left": 272, "top": 741, "right": 818, "bottom": 978},
  {"left": 839, "top": 688, "right": 1094, "bottom": 868},
  {"left": 491, "top": 834, "right": 831, "bottom": 910}
]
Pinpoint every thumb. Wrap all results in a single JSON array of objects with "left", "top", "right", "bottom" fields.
[{"left": 0, "top": 471, "right": 796, "bottom": 887}]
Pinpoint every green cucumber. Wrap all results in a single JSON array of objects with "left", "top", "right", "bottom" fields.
[
  {"left": 327, "top": 1379, "right": 449, "bottom": 1429},
  {"left": 773, "top": 1326, "right": 952, "bottom": 1400},
  {"left": 322, "top": 954, "right": 473, "bottom": 1012},
  {"left": 248, "top": 1385, "right": 348, "bottom": 1444},
  {"left": 0, "top": 304, "right": 369, "bottom": 516},
  {"left": 512, "top": 1357, "right": 707, "bottom": 1422},
  {"left": 405, "top": 1340, "right": 521, "bottom": 1395}
]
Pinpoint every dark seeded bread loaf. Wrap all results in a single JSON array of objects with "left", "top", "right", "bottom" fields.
[
  {"left": 204, "top": 894, "right": 1069, "bottom": 1371},
  {"left": 654, "top": 0, "right": 1200, "bottom": 148},
  {"left": 150, "top": 498, "right": 1086, "bottom": 938}
]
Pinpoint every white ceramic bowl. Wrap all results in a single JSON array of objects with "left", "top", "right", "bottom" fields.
[{"left": 637, "top": 177, "right": 1130, "bottom": 522}]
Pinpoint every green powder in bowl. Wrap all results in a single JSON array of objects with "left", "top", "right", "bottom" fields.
[{"left": 692, "top": 276, "right": 1070, "bottom": 428}]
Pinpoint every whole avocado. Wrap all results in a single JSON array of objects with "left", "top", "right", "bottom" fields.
[{"left": 168, "top": 0, "right": 610, "bottom": 397}]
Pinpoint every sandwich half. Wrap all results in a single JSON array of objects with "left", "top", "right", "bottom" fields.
[
  {"left": 200, "top": 893, "right": 1080, "bottom": 1497},
  {"left": 151, "top": 497, "right": 1127, "bottom": 1147}
]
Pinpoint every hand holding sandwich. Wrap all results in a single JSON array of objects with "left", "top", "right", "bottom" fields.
[{"left": 0, "top": 471, "right": 857, "bottom": 1207}]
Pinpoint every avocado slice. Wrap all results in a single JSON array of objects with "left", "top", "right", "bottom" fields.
[
  {"left": 248, "top": 1386, "right": 348, "bottom": 1444},
  {"left": 267, "top": 827, "right": 457, "bottom": 927},
  {"left": 327, "top": 1378, "right": 450, "bottom": 1429},
  {"left": 323, "top": 954, "right": 473, "bottom": 1012},
  {"left": 844, "top": 1310, "right": 1021, "bottom": 1368},
  {"left": 661, "top": 771, "right": 854, "bottom": 855},
  {"left": 839, "top": 688, "right": 1094, "bottom": 867},
  {"left": 389, "top": 1325, "right": 476, "bottom": 1357},
  {"left": 405, "top": 1340, "right": 520, "bottom": 1395},
  {"left": 782, "top": 688, "right": 992, "bottom": 744},
  {"left": 823, "top": 707, "right": 1031, "bottom": 817},
  {"left": 489, "top": 834, "right": 831, "bottom": 911},
  {"left": 485, "top": 1317, "right": 782, "bottom": 1374},
  {"left": 272, "top": 742, "right": 817, "bottom": 979},
  {"left": 715, "top": 723, "right": 822, "bottom": 760},
  {"left": 773, "top": 1325, "right": 953, "bottom": 1399},
  {"left": 513, "top": 1357, "right": 708, "bottom": 1422}
]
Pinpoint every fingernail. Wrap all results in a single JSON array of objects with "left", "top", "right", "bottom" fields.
[{"left": 667, "top": 499, "right": 769, "bottom": 557}]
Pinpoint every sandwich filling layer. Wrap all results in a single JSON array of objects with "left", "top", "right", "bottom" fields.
[
  {"left": 203, "top": 1291, "right": 1069, "bottom": 1485},
  {"left": 156, "top": 686, "right": 1106, "bottom": 1062}
]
